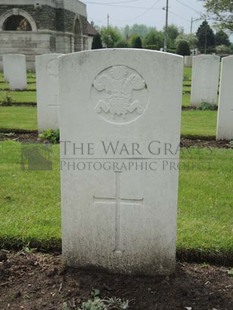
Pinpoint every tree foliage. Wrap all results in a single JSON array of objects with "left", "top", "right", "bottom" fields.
[
  {"left": 91, "top": 34, "right": 103, "bottom": 49},
  {"left": 215, "top": 44, "right": 231, "bottom": 54},
  {"left": 175, "top": 34, "right": 198, "bottom": 49},
  {"left": 142, "top": 29, "right": 164, "bottom": 50},
  {"left": 115, "top": 39, "right": 129, "bottom": 48},
  {"left": 100, "top": 26, "right": 122, "bottom": 48},
  {"left": 203, "top": 0, "right": 233, "bottom": 31},
  {"left": 176, "top": 40, "right": 190, "bottom": 56},
  {"left": 215, "top": 30, "right": 231, "bottom": 46},
  {"left": 196, "top": 20, "right": 215, "bottom": 53},
  {"left": 123, "top": 24, "right": 154, "bottom": 38},
  {"left": 129, "top": 34, "right": 142, "bottom": 48},
  {"left": 164, "top": 24, "right": 183, "bottom": 48}
]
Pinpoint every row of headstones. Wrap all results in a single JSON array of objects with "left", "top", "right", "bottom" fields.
[
  {"left": 36, "top": 53, "right": 233, "bottom": 140},
  {"left": 191, "top": 55, "right": 232, "bottom": 140}
]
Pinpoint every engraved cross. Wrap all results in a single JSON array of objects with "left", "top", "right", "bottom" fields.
[{"left": 93, "top": 171, "right": 143, "bottom": 254}]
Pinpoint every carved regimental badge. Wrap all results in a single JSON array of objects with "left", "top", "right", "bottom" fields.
[{"left": 91, "top": 65, "right": 149, "bottom": 124}]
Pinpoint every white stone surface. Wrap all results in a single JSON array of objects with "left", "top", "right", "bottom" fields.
[
  {"left": 191, "top": 55, "right": 220, "bottom": 107},
  {"left": 36, "top": 54, "right": 63, "bottom": 131},
  {"left": 3, "top": 54, "right": 27, "bottom": 89},
  {"left": 59, "top": 49, "right": 183, "bottom": 275},
  {"left": 217, "top": 56, "right": 233, "bottom": 140},
  {"left": 184, "top": 56, "right": 192, "bottom": 67}
]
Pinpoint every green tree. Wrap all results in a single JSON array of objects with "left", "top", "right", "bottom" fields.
[
  {"left": 175, "top": 34, "right": 198, "bottom": 49},
  {"left": 203, "top": 0, "right": 233, "bottom": 31},
  {"left": 215, "top": 44, "right": 231, "bottom": 54},
  {"left": 163, "top": 24, "right": 182, "bottom": 48},
  {"left": 123, "top": 24, "right": 153, "bottom": 38},
  {"left": 142, "top": 29, "right": 164, "bottom": 50},
  {"left": 176, "top": 40, "right": 190, "bottom": 56},
  {"left": 196, "top": 20, "right": 215, "bottom": 53},
  {"left": 100, "top": 26, "right": 122, "bottom": 48},
  {"left": 129, "top": 34, "right": 142, "bottom": 48},
  {"left": 215, "top": 30, "right": 231, "bottom": 46},
  {"left": 91, "top": 34, "right": 103, "bottom": 49},
  {"left": 115, "top": 39, "right": 129, "bottom": 48}
]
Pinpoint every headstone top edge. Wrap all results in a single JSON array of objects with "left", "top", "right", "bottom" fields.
[{"left": 59, "top": 49, "right": 183, "bottom": 61}]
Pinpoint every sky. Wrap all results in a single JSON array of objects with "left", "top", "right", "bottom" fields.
[{"left": 81, "top": 0, "right": 208, "bottom": 34}]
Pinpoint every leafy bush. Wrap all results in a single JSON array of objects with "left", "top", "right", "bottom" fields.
[
  {"left": 197, "top": 102, "right": 217, "bottom": 111},
  {"left": 115, "top": 39, "right": 129, "bottom": 48},
  {"left": 0, "top": 91, "right": 14, "bottom": 106},
  {"left": 176, "top": 40, "right": 190, "bottom": 56},
  {"left": 215, "top": 44, "right": 231, "bottom": 54},
  {"left": 129, "top": 34, "right": 142, "bottom": 48},
  {"left": 38, "top": 129, "right": 59, "bottom": 144}
]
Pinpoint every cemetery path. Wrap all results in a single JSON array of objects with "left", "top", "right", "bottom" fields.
[{"left": 0, "top": 250, "right": 232, "bottom": 310}]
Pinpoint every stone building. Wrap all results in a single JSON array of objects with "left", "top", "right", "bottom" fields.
[{"left": 0, "top": 0, "right": 88, "bottom": 69}]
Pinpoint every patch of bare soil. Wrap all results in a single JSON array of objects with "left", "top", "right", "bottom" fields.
[{"left": 0, "top": 251, "right": 233, "bottom": 310}]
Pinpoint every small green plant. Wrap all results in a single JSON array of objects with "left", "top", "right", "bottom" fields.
[
  {"left": 183, "top": 74, "right": 190, "bottom": 81},
  {"left": 228, "top": 140, "right": 233, "bottom": 148},
  {"left": 0, "top": 91, "right": 14, "bottom": 106},
  {"left": 63, "top": 289, "right": 129, "bottom": 310},
  {"left": 197, "top": 102, "right": 217, "bottom": 111},
  {"left": 38, "top": 129, "right": 59, "bottom": 144},
  {"left": 227, "top": 269, "right": 233, "bottom": 277}
]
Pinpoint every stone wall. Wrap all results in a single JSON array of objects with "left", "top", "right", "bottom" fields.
[{"left": 0, "top": 0, "right": 88, "bottom": 70}]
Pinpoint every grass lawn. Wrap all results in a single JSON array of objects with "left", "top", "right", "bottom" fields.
[
  {"left": 0, "top": 90, "right": 36, "bottom": 103},
  {"left": 0, "top": 106, "right": 218, "bottom": 138},
  {"left": 181, "top": 110, "right": 217, "bottom": 138},
  {"left": 178, "top": 147, "right": 233, "bottom": 253},
  {"left": 0, "top": 140, "right": 232, "bottom": 255},
  {"left": 0, "top": 141, "right": 60, "bottom": 249},
  {"left": 0, "top": 106, "right": 37, "bottom": 131}
]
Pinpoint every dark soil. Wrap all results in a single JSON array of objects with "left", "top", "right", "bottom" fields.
[{"left": 0, "top": 250, "right": 233, "bottom": 310}]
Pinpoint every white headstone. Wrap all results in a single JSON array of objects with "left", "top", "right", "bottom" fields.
[
  {"left": 3, "top": 54, "right": 27, "bottom": 90},
  {"left": 217, "top": 56, "right": 233, "bottom": 140},
  {"left": 190, "top": 55, "right": 220, "bottom": 107},
  {"left": 184, "top": 56, "right": 193, "bottom": 67},
  {"left": 59, "top": 49, "right": 183, "bottom": 275},
  {"left": 36, "top": 54, "right": 63, "bottom": 131}
]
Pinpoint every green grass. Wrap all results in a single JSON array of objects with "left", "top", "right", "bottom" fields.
[
  {"left": 0, "top": 140, "right": 232, "bottom": 255},
  {"left": 0, "top": 106, "right": 37, "bottom": 130},
  {"left": 178, "top": 147, "right": 233, "bottom": 254},
  {"left": 181, "top": 110, "right": 217, "bottom": 138},
  {"left": 0, "top": 106, "right": 218, "bottom": 138},
  {"left": 182, "top": 93, "right": 190, "bottom": 107},
  {"left": 182, "top": 67, "right": 192, "bottom": 107},
  {"left": 183, "top": 67, "right": 192, "bottom": 82},
  {"left": 0, "top": 141, "right": 60, "bottom": 249},
  {"left": 0, "top": 90, "right": 36, "bottom": 103}
]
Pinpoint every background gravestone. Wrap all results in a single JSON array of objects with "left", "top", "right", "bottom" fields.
[
  {"left": 190, "top": 55, "right": 220, "bottom": 107},
  {"left": 59, "top": 49, "right": 183, "bottom": 275},
  {"left": 184, "top": 56, "right": 192, "bottom": 67},
  {"left": 36, "top": 54, "right": 63, "bottom": 132},
  {"left": 217, "top": 55, "right": 233, "bottom": 140},
  {"left": 3, "top": 54, "right": 27, "bottom": 90}
]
